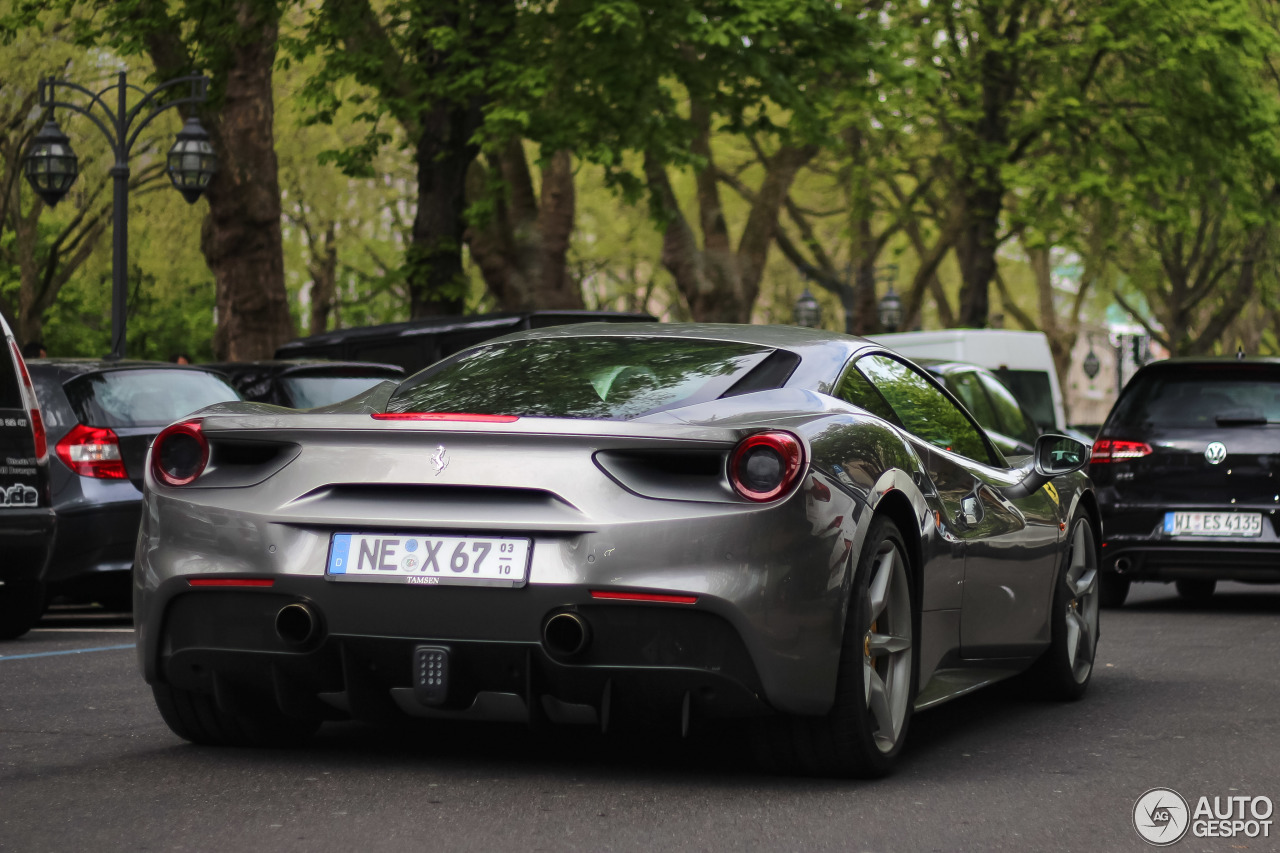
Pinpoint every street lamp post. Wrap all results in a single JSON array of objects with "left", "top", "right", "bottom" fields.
[
  {"left": 23, "top": 72, "right": 216, "bottom": 360},
  {"left": 794, "top": 287, "right": 822, "bottom": 328},
  {"left": 876, "top": 264, "right": 902, "bottom": 332}
]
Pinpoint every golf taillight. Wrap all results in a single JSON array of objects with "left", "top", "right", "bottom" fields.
[
  {"left": 1090, "top": 439, "right": 1153, "bottom": 463},
  {"left": 151, "top": 420, "right": 209, "bottom": 486},
  {"left": 55, "top": 423, "right": 126, "bottom": 479},
  {"left": 728, "top": 431, "right": 805, "bottom": 502}
]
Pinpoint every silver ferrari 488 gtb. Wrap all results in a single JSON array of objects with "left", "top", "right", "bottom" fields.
[{"left": 136, "top": 323, "right": 1099, "bottom": 777}]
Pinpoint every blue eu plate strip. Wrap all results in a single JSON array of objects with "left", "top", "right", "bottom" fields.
[
  {"left": 1163, "top": 512, "right": 1175, "bottom": 534},
  {"left": 328, "top": 534, "right": 351, "bottom": 574}
]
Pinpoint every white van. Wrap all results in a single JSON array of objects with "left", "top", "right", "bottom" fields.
[{"left": 866, "top": 329, "right": 1069, "bottom": 433}]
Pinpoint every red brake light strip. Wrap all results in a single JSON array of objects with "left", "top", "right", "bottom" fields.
[
  {"left": 188, "top": 578, "right": 276, "bottom": 588},
  {"left": 590, "top": 590, "right": 698, "bottom": 605},
  {"left": 371, "top": 413, "right": 520, "bottom": 422}
]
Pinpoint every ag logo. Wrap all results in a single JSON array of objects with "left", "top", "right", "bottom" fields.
[
  {"left": 1204, "top": 441, "right": 1227, "bottom": 465},
  {"left": 1133, "top": 787, "right": 1190, "bottom": 845}
]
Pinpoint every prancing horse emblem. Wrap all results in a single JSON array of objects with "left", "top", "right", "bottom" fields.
[
  {"left": 1204, "top": 441, "right": 1227, "bottom": 465},
  {"left": 430, "top": 445, "right": 449, "bottom": 475}
]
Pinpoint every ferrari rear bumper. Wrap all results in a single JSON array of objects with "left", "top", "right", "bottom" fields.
[{"left": 149, "top": 585, "right": 771, "bottom": 728}]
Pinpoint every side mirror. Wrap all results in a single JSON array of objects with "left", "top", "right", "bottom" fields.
[
  {"left": 1002, "top": 434, "right": 1090, "bottom": 499},
  {"left": 1034, "top": 434, "right": 1090, "bottom": 476}
]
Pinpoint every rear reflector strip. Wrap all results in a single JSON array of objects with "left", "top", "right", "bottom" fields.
[
  {"left": 590, "top": 590, "right": 698, "bottom": 605},
  {"left": 371, "top": 413, "right": 520, "bottom": 422},
  {"left": 187, "top": 578, "right": 276, "bottom": 588}
]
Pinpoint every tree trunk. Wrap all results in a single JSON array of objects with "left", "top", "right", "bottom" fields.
[
  {"left": 955, "top": 181, "right": 1002, "bottom": 328},
  {"left": 407, "top": 102, "right": 482, "bottom": 318},
  {"left": 465, "top": 142, "right": 582, "bottom": 310},
  {"left": 146, "top": 1, "right": 294, "bottom": 361},
  {"left": 308, "top": 223, "right": 337, "bottom": 336}
]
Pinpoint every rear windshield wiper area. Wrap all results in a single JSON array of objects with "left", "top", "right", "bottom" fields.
[{"left": 1214, "top": 413, "right": 1280, "bottom": 426}]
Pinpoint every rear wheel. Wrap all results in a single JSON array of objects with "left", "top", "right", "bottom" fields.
[
  {"left": 152, "top": 683, "right": 320, "bottom": 747},
  {"left": 1099, "top": 572, "right": 1130, "bottom": 608},
  {"left": 1175, "top": 579, "right": 1216, "bottom": 601},
  {"left": 754, "top": 516, "right": 917, "bottom": 778},
  {"left": 1030, "top": 513, "right": 1100, "bottom": 700},
  {"left": 0, "top": 580, "right": 45, "bottom": 640}
]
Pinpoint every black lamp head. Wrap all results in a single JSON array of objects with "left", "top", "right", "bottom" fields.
[
  {"left": 167, "top": 116, "right": 217, "bottom": 204},
  {"left": 23, "top": 119, "right": 79, "bottom": 206}
]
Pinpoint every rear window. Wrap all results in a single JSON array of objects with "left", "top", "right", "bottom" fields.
[
  {"left": 283, "top": 375, "right": 397, "bottom": 408},
  {"left": 1108, "top": 365, "right": 1280, "bottom": 430},
  {"left": 64, "top": 369, "right": 242, "bottom": 428},
  {"left": 388, "top": 337, "right": 774, "bottom": 420}
]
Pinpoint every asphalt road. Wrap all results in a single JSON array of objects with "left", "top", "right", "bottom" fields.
[{"left": 2, "top": 582, "right": 1278, "bottom": 853}]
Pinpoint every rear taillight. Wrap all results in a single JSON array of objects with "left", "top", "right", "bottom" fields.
[
  {"left": 55, "top": 423, "right": 126, "bottom": 479},
  {"left": 151, "top": 420, "right": 209, "bottom": 486},
  {"left": 728, "top": 431, "right": 805, "bottom": 502},
  {"left": 1090, "top": 439, "right": 1153, "bottom": 463},
  {"left": 9, "top": 339, "right": 47, "bottom": 461}
]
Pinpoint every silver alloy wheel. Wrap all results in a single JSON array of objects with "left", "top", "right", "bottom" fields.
[
  {"left": 864, "top": 539, "right": 913, "bottom": 753},
  {"left": 1064, "top": 521, "right": 1100, "bottom": 683}
]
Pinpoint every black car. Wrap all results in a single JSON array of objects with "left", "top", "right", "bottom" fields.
[
  {"left": 0, "top": 318, "right": 56, "bottom": 639},
  {"left": 1090, "top": 358, "right": 1280, "bottom": 606},
  {"left": 203, "top": 360, "right": 404, "bottom": 408},
  {"left": 916, "top": 359, "right": 1044, "bottom": 457},
  {"left": 29, "top": 360, "right": 242, "bottom": 611},
  {"left": 274, "top": 310, "right": 656, "bottom": 374}
]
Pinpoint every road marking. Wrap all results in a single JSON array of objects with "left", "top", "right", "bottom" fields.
[
  {"left": 31, "top": 628, "right": 135, "bottom": 633},
  {"left": 0, "top": 644, "right": 133, "bottom": 661}
]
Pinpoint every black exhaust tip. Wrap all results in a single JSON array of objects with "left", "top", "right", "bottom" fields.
[
  {"left": 1115, "top": 557, "right": 1132, "bottom": 573},
  {"left": 275, "top": 603, "right": 317, "bottom": 645},
  {"left": 543, "top": 611, "right": 591, "bottom": 658}
]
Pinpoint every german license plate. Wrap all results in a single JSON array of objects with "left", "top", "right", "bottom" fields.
[
  {"left": 1163, "top": 512, "right": 1263, "bottom": 538},
  {"left": 326, "top": 533, "right": 531, "bottom": 587}
]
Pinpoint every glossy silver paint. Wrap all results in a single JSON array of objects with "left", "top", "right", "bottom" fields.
[{"left": 135, "top": 323, "right": 1096, "bottom": 721}]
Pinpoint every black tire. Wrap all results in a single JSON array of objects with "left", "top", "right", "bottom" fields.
[
  {"left": 1099, "top": 572, "right": 1130, "bottom": 608},
  {"left": 0, "top": 580, "right": 45, "bottom": 640},
  {"left": 1175, "top": 579, "right": 1216, "bottom": 601},
  {"left": 152, "top": 682, "right": 321, "bottom": 747},
  {"left": 753, "top": 516, "right": 918, "bottom": 778},
  {"left": 1030, "top": 512, "right": 1100, "bottom": 701}
]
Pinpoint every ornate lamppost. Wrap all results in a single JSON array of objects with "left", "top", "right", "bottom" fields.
[
  {"left": 23, "top": 72, "right": 215, "bottom": 360},
  {"left": 794, "top": 287, "right": 822, "bottom": 328},
  {"left": 876, "top": 264, "right": 902, "bottom": 332}
]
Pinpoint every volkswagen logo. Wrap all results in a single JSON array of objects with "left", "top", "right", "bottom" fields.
[{"left": 1204, "top": 441, "right": 1228, "bottom": 465}]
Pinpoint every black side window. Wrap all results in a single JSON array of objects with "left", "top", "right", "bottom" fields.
[
  {"left": 835, "top": 362, "right": 898, "bottom": 422},
  {"left": 947, "top": 371, "right": 1000, "bottom": 435},
  {"left": 855, "top": 354, "right": 995, "bottom": 464},
  {"left": 979, "top": 372, "right": 1040, "bottom": 445}
]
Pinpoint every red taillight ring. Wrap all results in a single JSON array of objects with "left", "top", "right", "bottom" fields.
[
  {"left": 728, "top": 431, "right": 806, "bottom": 502},
  {"left": 151, "top": 420, "right": 209, "bottom": 487}
]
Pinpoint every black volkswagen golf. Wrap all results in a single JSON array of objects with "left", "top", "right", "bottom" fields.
[{"left": 1090, "top": 358, "right": 1280, "bottom": 606}]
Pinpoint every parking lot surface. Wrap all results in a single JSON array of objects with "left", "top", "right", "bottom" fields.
[{"left": 2, "top": 583, "right": 1278, "bottom": 852}]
